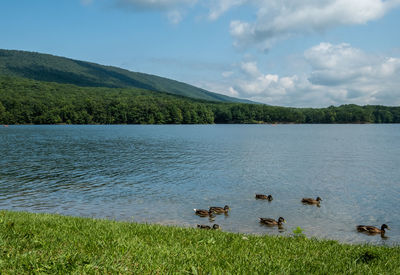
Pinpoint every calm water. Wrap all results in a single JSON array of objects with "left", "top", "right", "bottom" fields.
[{"left": 0, "top": 125, "right": 399, "bottom": 245}]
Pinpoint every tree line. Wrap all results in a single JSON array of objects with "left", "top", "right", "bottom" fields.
[{"left": 1, "top": 76, "right": 399, "bottom": 124}]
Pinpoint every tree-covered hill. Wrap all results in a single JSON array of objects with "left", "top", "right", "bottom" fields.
[
  {"left": 0, "top": 49, "right": 251, "bottom": 103},
  {"left": 1, "top": 76, "right": 399, "bottom": 124}
]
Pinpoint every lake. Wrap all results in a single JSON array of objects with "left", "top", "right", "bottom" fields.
[{"left": 0, "top": 124, "right": 399, "bottom": 245}]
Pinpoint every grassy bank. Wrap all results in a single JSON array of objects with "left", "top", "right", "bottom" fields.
[{"left": 0, "top": 211, "right": 399, "bottom": 274}]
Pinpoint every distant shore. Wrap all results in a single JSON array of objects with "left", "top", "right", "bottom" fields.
[{"left": 1, "top": 121, "right": 395, "bottom": 126}]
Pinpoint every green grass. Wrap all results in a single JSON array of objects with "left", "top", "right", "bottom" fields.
[{"left": 1, "top": 210, "right": 399, "bottom": 274}]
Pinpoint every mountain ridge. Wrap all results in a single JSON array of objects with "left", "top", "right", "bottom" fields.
[{"left": 0, "top": 49, "right": 252, "bottom": 103}]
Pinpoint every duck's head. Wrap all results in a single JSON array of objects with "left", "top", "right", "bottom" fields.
[
  {"left": 224, "top": 205, "right": 230, "bottom": 210},
  {"left": 316, "top": 197, "right": 322, "bottom": 201},
  {"left": 213, "top": 224, "right": 220, "bottom": 230},
  {"left": 267, "top": 195, "right": 273, "bottom": 200},
  {"left": 381, "top": 224, "right": 390, "bottom": 230},
  {"left": 278, "top": 217, "right": 286, "bottom": 224}
]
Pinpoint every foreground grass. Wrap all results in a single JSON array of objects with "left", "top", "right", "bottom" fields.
[{"left": 0, "top": 211, "right": 399, "bottom": 274}]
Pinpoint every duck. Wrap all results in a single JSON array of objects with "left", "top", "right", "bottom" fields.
[
  {"left": 197, "top": 224, "right": 220, "bottom": 230},
  {"left": 301, "top": 197, "right": 322, "bottom": 205},
  {"left": 357, "top": 224, "right": 390, "bottom": 234},
  {"left": 197, "top": 224, "right": 211, "bottom": 229},
  {"left": 259, "top": 217, "right": 286, "bottom": 226},
  {"left": 194, "top": 209, "right": 214, "bottom": 217},
  {"left": 212, "top": 224, "right": 221, "bottom": 230},
  {"left": 209, "top": 205, "right": 230, "bottom": 214},
  {"left": 255, "top": 194, "right": 273, "bottom": 201}
]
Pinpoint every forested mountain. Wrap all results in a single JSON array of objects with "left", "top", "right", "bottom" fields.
[
  {"left": 0, "top": 49, "right": 251, "bottom": 103},
  {"left": 1, "top": 76, "right": 399, "bottom": 124}
]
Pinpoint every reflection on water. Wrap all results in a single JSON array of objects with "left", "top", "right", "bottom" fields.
[{"left": 0, "top": 124, "right": 399, "bottom": 245}]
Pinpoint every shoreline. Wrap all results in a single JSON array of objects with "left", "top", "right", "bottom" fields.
[{"left": 2, "top": 122, "right": 396, "bottom": 126}]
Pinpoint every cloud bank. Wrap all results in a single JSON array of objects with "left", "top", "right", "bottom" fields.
[
  {"left": 85, "top": 0, "right": 400, "bottom": 39},
  {"left": 218, "top": 43, "right": 400, "bottom": 107},
  {"left": 229, "top": 0, "right": 400, "bottom": 50}
]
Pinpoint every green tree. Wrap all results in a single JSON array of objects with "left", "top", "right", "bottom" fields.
[{"left": 0, "top": 101, "right": 5, "bottom": 123}]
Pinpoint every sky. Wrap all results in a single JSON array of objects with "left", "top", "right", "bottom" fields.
[{"left": 1, "top": 0, "right": 400, "bottom": 107}]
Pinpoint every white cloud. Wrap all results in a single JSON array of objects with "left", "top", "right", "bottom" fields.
[
  {"left": 112, "top": 0, "right": 241, "bottom": 21},
  {"left": 88, "top": 0, "right": 198, "bottom": 23},
  {"left": 83, "top": 0, "right": 400, "bottom": 36},
  {"left": 117, "top": 0, "right": 197, "bottom": 23},
  {"left": 304, "top": 43, "right": 374, "bottom": 86},
  {"left": 228, "top": 0, "right": 400, "bottom": 50},
  {"left": 228, "top": 87, "right": 240, "bottom": 97},
  {"left": 208, "top": 0, "right": 245, "bottom": 20},
  {"left": 193, "top": 81, "right": 240, "bottom": 98},
  {"left": 240, "top": 61, "right": 260, "bottom": 77},
  {"left": 224, "top": 43, "right": 400, "bottom": 107}
]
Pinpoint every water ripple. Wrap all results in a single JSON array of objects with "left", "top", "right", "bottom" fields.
[{"left": 0, "top": 124, "right": 399, "bottom": 245}]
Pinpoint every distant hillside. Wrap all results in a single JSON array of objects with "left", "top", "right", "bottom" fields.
[
  {"left": 0, "top": 76, "right": 216, "bottom": 124},
  {"left": 1, "top": 75, "right": 399, "bottom": 125},
  {"left": 0, "top": 49, "right": 251, "bottom": 103}
]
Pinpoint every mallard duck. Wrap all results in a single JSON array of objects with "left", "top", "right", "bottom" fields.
[
  {"left": 212, "top": 224, "right": 221, "bottom": 230},
  {"left": 197, "top": 224, "right": 211, "bottom": 229},
  {"left": 357, "top": 224, "right": 390, "bottom": 234},
  {"left": 209, "top": 205, "right": 230, "bottom": 214},
  {"left": 255, "top": 194, "right": 273, "bottom": 201},
  {"left": 194, "top": 209, "right": 214, "bottom": 217},
  {"left": 301, "top": 197, "right": 322, "bottom": 205},
  {"left": 259, "top": 217, "right": 286, "bottom": 226},
  {"left": 197, "top": 224, "right": 220, "bottom": 230}
]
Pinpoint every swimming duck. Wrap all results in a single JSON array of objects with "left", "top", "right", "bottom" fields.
[
  {"left": 255, "top": 194, "right": 273, "bottom": 201},
  {"left": 259, "top": 217, "right": 286, "bottom": 226},
  {"left": 197, "top": 224, "right": 220, "bottom": 230},
  {"left": 301, "top": 197, "right": 322, "bottom": 205},
  {"left": 209, "top": 205, "right": 230, "bottom": 214},
  {"left": 357, "top": 224, "right": 390, "bottom": 234},
  {"left": 194, "top": 209, "right": 214, "bottom": 217}
]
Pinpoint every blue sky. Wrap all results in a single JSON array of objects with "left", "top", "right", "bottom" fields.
[{"left": 1, "top": 0, "right": 400, "bottom": 107}]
